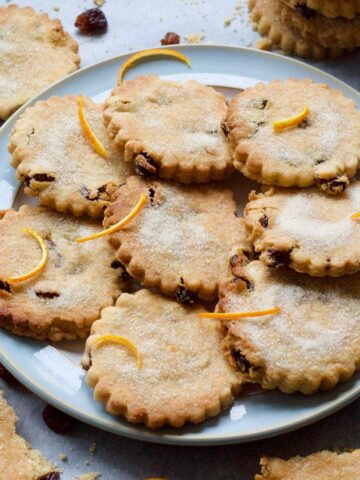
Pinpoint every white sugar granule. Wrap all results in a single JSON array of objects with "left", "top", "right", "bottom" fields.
[
  {"left": 138, "top": 187, "right": 210, "bottom": 259},
  {"left": 275, "top": 184, "right": 360, "bottom": 253},
  {"left": 228, "top": 264, "right": 360, "bottom": 371}
]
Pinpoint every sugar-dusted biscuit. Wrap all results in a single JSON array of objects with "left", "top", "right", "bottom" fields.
[
  {"left": 103, "top": 76, "right": 233, "bottom": 183},
  {"left": 83, "top": 289, "right": 241, "bottom": 429},
  {"left": 0, "top": 5, "right": 79, "bottom": 120}
]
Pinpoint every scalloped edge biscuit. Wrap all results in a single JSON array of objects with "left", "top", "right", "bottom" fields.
[
  {"left": 0, "top": 205, "right": 123, "bottom": 341},
  {"left": 0, "top": 391, "right": 57, "bottom": 479},
  {"left": 9, "top": 95, "right": 131, "bottom": 219},
  {"left": 220, "top": 260, "right": 360, "bottom": 394},
  {"left": 248, "top": 0, "right": 348, "bottom": 59},
  {"left": 103, "top": 176, "right": 249, "bottom": 302},
  {"left": 103, "top": 76, "right": 233, "bottom": 183},
  {"left": 281, "top": 0, "right": 360, "bottom": 19},
  {"left": 82, "top": 290, "right": 241, "bottom": 429},
  {"left": 244, "top": 183, "right": 360, "bottom": 276},
  {"left": 227, "top": 78, "right": 360, "bottom": 192},
  {"left": 0, "top": 5, "right": 80, "bottom": 120},
  {"left": 279, "top": 1, "right": 360, "bottom": 49},
  {"left": 255, "top": 450, "right": 360, "bottom": 479}
]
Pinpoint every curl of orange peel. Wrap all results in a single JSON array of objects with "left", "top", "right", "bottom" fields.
[
  {"left": 78, "top": 95, "right": 107, "bottom": 158},
  {"left": 94, "top": 334, "right": 142, "bottom": 369},
  {"left": 7, "top": 228, "right": 48, "bottom": 285},
  {"left": 198, "top": 306, "right": 281, "bottom": 320},
  {"left": 117, "top": 48, "right": 191, "bottom": 85},
  {"left": 76, "top": 193, "right": 148, "bottom": 243},
  {"left": 272, "top": 106, "right": 309, "bottom": 133},
  {"left": 351, "top": 212, "right": 360, "bottom": 220}
]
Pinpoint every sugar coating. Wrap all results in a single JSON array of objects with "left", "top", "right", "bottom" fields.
[
  {"left": 257, "top": 450, "right": 360, "bottom": 480},
  {"left": 0, "top": 392, "right": 54, "bottom": 479},
  {"left": 138, "top": 186, "right": 210, "bottom": 260},
  {"left": 0, "top": 206, "right": 121, "bottom": 340},
  {"left": 276, "top": 183, "right": 360, "bottom": 253},
  {"left": 10, "top": 96, "right": 131, "bottom": 217},
  {"left": 0, "top": 5, "right": 79, "bottom": 119},
  {"left": 84, "top": 290, "right": 240, "bottom": 427},
  {"left": 226, "top": 261, "right": 360, "bottom": 374}
]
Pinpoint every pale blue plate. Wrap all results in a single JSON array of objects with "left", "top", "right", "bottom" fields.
[{"left": 0, "top": 45, "right": 359, "bottom": 446}]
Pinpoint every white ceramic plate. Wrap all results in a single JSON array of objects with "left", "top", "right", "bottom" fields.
[{"left": 0, "top": 45, "right": 359, "bottom": 446}]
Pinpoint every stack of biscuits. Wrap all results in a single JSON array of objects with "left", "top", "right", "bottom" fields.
[{"left": 249, "top": 0, "right": 360, "bottom": 59}]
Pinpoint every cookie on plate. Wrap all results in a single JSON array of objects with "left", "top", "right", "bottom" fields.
[
  {"left": 0, "top": 5, "right": 80, "bottom": 120},
  {"left": 0, "top": 391, "right": 58, "bottom": 479},
  {"left": 227, "top": 78, "right": 360, "bottom": 192},
  {"left": 9, "top": 96, "right": 132, "bottom": 219},
  {"left": 279, "top": 1, "right": 360, "bottom": 49},
  {"left": 104, "top": 176, "right": 249, "bottom": 302},
  {"left": 82, "top": 289, "right": 241, "bottom": 429},
  {"left": 256, "top": 449, "right": 360, "bottom": 479},
  {"left": 0, "top": 206, "right": 123, "bottom": 341},
  {"left": 221, "top": 260, "right": 360, "bottom": 394},
  {"left": 248, "top": 0, "right": 347, "bottom": 58},
  {"left": 245, "top": 182, "right": 360, "bottom": 276},
  {"left": 281, "top": 0, "right": 360, "bottom": 19},
  {"left": 103, "top": 75, "right": 233, "bottom": 183}
]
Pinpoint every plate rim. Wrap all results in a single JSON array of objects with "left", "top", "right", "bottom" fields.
[{"left": 1, "top": 44, "right": 359, "bottom": 446}]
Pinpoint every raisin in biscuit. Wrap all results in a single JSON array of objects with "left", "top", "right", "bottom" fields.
[
  {"left": 82, "top": 289, "right": 241, "bottom": 429},
  {"left": 221, "top": 260, "right": 360, "bottom": 395},
  {"left": 256, "top": 449, "right": 360, "bottom": 479},
  {"left": 0, "top": 5, "right": 80, "bottom": 120},
  {"left": 281, "top": 0, "right": 360, "bottom": 19},
  {"left": 248, "top": 0, "right": 347, "bottom": 58},
  {"left": 280, "top": 1, "right": 360, "bottom": 49},
  {"left": 104, "top": 176, "right": 248, "bottom": 302},
  {"left": 103, "top": 75, "right": 233, "bottom": 183},
  {"left": 245, "top": 182, "right": 360, "bottom": 276},
  {"left": 9, "top": 96, "right": 132, "bottom": 219},
  {"left": 0, "top": 205, "right": 123, "bottom": 341},
  {"left": 227, "top": 78, "right": 360, "bottom": 193},
  {"left": 0, "top": 391, "right": 58, "bottom": 479}
]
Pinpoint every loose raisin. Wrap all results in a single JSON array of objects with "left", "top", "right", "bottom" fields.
[
  {"left": 295, "top": 4, "right": 317, "bottom": 18},
  {"left": 75, "top": 8, "right": 108, "bottom": 35},
  {"left": 42, "top": 404, "right": 76, "bottom": 434},
  {"left": 161, "top": 32, "right": 180, "bottom": 45}
]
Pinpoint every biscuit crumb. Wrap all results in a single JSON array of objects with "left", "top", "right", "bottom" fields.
[
  {"left": 59, "top": 453, "right": 68, "bottom": 462},
  {"left": 184, "top": 32, "right": 204, "bottom": 44},
  {"left": 53, "top": 5, "right": 60, "bottom": 11},
  {"left": 77, "top": 473, "right": 101, "bottom": 480},
  {"left": 256, "top": 38, "right": 273, "bottom": 51},
  {"left": 89, "top": 442, "right": 97, "bottom": 454},
  {"left": 94, "top": 0, "right": 105, "bottom": 6},
  {"left": 224, "top": 16, "right": 236, "bottom": 26}
]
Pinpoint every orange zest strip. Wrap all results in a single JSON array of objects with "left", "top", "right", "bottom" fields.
[
  {"left": 117, "top": 48, "right": 192, "bottom": 85},
  {"left": 7, "top": 229, "right": 48, "bottom": 285},
  {"left": 272, "top": 106, "right": 309, "bottom": 133},
  {"left": 351, "top": 212, "right": 360, "bottom": 220},
  {"left": 78, "top": 95, "right": 107, "bottom": 158},
  {"left": 198, "top": 306, "right": 281, "bottom": 320},
  {"left": 76, "top": 193, "right": 148, "bottom": 243},
  {"left": 94, "top": 334, "right": 142, "bottom": 369}
]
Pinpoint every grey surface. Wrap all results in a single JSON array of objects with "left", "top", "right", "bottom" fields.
[{"left": 1, "top": 0, "right": 360, "bottom": 478}]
